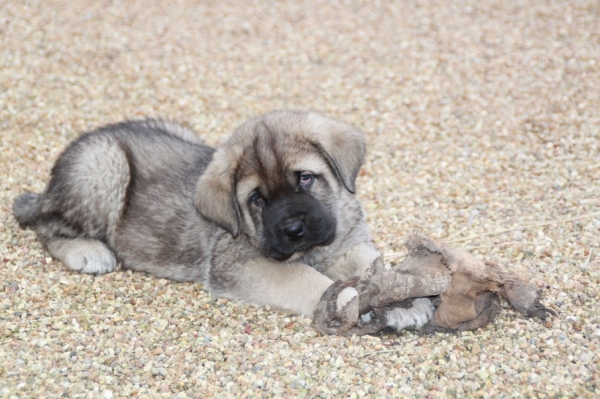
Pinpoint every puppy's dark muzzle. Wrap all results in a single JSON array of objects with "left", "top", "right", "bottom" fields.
[{"left": 262, "top": 193, "right": 336, "bottom": 260}]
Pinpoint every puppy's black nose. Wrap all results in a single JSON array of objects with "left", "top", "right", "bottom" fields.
[{"left": 282, "top": 221, "right": 305, "bottom": 241}]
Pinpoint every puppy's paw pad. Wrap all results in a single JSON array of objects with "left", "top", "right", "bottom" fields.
[{"left": 336, "top": 286, "right": 359, "bottom": 312}]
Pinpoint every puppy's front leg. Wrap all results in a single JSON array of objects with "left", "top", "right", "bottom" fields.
[
  {"left": 324, "top": 243, "right": 382, "bottom": 281},
  {"left": 211, "top": 258, "right": 357, "bottom": 318}
]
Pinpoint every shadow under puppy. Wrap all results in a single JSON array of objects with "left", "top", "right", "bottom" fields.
[{"left": 13, "top": 110, "right": 434, "bottom": 332}]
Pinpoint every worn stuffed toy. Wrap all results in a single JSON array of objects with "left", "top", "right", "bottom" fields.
[{"left": 314, "top": 234, "right": 554, "bottom": 336}]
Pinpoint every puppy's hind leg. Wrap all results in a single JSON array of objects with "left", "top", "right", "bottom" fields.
[
  {"left": 46, "top": 238, "right": 117, "bottom": 275},
  {"left": 15, "top": 133, "right": 131, "bottom": 276}
]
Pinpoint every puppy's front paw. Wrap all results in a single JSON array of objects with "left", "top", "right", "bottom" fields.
[
  {"left": 385, "top": 297, "right": 436, "bottom": 332},
  {"left": 336, "top": 286, "right": 359, "bottom": 312},
  {"left": 314, "top": 278, "right": 360, "bottom": 335}
]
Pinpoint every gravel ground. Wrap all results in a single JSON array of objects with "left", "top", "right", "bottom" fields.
[{"left": 1, "top": 1, "right": 599, "bottom": 397}]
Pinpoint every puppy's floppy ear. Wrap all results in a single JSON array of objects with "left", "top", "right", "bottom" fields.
[
  {"left": 306, "top": 113, "right": 366, "bottom": 193},
  {"left": 194, "top": 148, "right": 242, "bottom": 237}
]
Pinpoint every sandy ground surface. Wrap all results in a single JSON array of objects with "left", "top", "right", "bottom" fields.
[{"left": 1, "top": 1, "right": 599, "bottom": 397}]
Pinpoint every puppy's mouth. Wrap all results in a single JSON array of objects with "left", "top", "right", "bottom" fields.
[
  {"left": 269, "top": 245, "right": 311, "bottom": 261},
  {"left": 266, "top": 233, "right": 336, "bottom": 261}
]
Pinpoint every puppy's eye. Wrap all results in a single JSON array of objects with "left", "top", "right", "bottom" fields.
[
  {"left": 298, "top": 173, "right": 315, "bottom": 188},
  {"left": 249, "top": 192, "right": 265, "bottom": 208}
]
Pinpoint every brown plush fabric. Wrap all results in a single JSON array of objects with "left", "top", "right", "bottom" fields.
[{"left": 314, "top": 234, "right": 554, "bottom": 335}]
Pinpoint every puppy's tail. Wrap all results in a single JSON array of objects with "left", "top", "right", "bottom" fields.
[{"left": 13, "top": 192, "right": 41, "bottom": 229}]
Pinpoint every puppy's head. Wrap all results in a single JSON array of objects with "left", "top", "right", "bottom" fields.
[{"left": 194, "top": 110, "right": 366, "bottom": 260}]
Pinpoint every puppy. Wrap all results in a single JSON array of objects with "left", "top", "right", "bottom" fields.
[{"left": 13, "top": 111, "right": 434, "bottom": 331}]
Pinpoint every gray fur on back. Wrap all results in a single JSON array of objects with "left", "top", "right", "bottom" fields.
[{"left": 13, "top": 119, "right": 217, "bottom": 282}]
